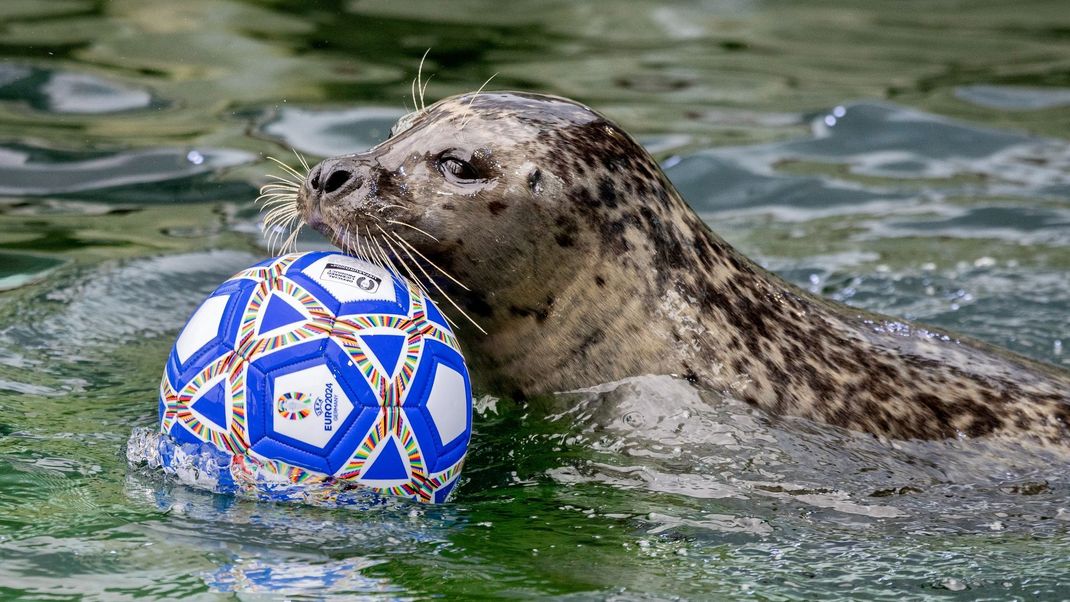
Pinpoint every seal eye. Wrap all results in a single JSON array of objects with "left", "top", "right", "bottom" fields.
[{"left": 438, "top": 156, "right": 481, "bottom": 182}]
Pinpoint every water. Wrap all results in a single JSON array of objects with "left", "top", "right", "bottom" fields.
[{"left": 1, "top": 0, "right": 1069, "bottom": 598}]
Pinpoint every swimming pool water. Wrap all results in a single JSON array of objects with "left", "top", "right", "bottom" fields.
[{"left": 1, "top": 1, "right": 1069, "bottom": 598}]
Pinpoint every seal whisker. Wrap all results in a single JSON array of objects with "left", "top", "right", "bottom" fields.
[
  {"left": 273, "top": 209, "right": 302, "bottom": 251},
  {"left": 262, "top": 195, "right": 295, "bottom": 208},
  {"left": 256, "top": 185, "right": 299, "bottom": 200},
  {"left": 257, "top": 185, "right": 297, "bottom": 195},
  {"left": 375, "top": 230, "right": 413, "bottom": 283},
  {"left": 366, "top": 226, "right": 397, "bottom": 275},
  {"left": 261, "top": 211, "right": 287, "bottom": 238},
  {"left": 340, "top": 225, "right": 355, "bottom": 260},
  {"left": 292, "top": 148, "right": 310, "bottom": 173},
  {"left": 373, "top": 237, "right": 442, "bottom": 326},
  {"left": 254, "top": 189, "right": 297, "bottom": 201},
  {"left": 263, "top": 206, "right": 298, "bottom": 226},
  {"left": 281, "top": 223, "right": 303, "bottom": 254},
  {"left": 267, "top": 156, "right": 307, "bottom": 181},
  {"left": 358, "top": 224, "right": 376, "bottom": 265},
  {"left": 268, "top": 216, "right": 295, "bottom": 255},
  {"left": 381, "top": 227, "right": 483, "bottom": 333},
  {"left": 390, "top": 231, "right": 469, "bottom": 291},
  {"left": 459, "top": 72, "right": 499, "bottom": 130},
  {"left": 263, "top": 186, "right": 299, "bottom": 197},
  {"left": 355, "top": 223, "right": 372, "bottom": 264},
  {"left": 410, "top": 78, "right": 419, "bottom": 119},
  {"left": 257, "top": 155, "right": 308, "bottom": 254},
  {"left": 341, "top": 223, "right": 356, "bottom": 259},
  {"left": 386, "top": 236, "right": 475, "bottom": 333},
  {"left": 266, "top": 220, "right": 286, "bottom": 255},
  {"left": 262, "top": 177, "right": 300, "bottom": 190},
  {"left": 385, "top": 219, "right": 440, "bottom": 243},
  {"left": 349, "top": 226, "right": 359, "bottom": 260},
  {"left": 263, "top": 200, "right": 297, "bottom": 216},
  {"left": 420, "top": 74, "right": 434, "bottom": 112},
  {"left": 258, "top": 201, "right": 293, "bottom": 215},
  {"left": 259, "top": 200, "right": 297, "bottom": 212},
  {"left": 375, "top": 229, "right": 432, "bottom": 308},
  {"left": 368, "top": 231, "right": 392, "bottom": 273},
  {"left": 415, "top": 48, "right": 431, "bottom": 113},
  {"left": 357, "top": 226, "right": 373, "bottom": 265},
  {"left": 357, "top": 226, "right": 374, "bottom": 266}
]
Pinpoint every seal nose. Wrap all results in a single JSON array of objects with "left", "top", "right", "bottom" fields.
[{"left": 306, "top": 160, "right": 364, "bottom": 202}]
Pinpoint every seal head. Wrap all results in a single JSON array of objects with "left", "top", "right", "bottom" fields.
[
  {"left": 299, "top": 92, "right": 622, "bottom": 313},
  {"left": 297, "top": 92, "right": 712, "bottom": 392}
]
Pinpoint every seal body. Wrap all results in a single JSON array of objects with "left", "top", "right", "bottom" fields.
[{"left": 294, "top": 91, "right": 1070, "bottom": 446}]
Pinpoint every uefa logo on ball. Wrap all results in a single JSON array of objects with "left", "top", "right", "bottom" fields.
[{"left": 275, "top": 392, "right": 311, "bottom": 421}]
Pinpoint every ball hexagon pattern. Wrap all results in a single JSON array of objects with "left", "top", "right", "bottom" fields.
[{"left": 158, "top": 252, "right": 472, "bottom": 503}]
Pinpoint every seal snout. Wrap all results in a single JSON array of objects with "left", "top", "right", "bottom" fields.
[{"left": 305, "top": 159, "right": 364, "bottom": 203}]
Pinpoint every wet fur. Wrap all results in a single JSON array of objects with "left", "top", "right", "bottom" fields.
[{"left": 298, "top": 92, "right": 1070, "bottom": 446}]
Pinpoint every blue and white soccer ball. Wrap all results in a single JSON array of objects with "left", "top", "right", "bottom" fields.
[{"left": 158, "top": 252, "right": 472, "bottom": 503}]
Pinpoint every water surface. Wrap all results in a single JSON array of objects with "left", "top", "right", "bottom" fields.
[{"left": 1, "top": 0, "right": 1069, "bottom": 599}]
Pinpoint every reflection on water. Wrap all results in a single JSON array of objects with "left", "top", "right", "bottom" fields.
[
  {"left": 260, "top": 106, "right": 405, "bottom": 158},
  {"left": 0, "top": 143, "right": 253, "bottom": 197},
  {"left": 0, "top": 63, "right": 158, "bottom": 114},
  {"left": 956, "top": 85, "right": 1070, "bottom": 112},
  {"left": 0, "top": 0, "right": 1068, "bottom": 598}
]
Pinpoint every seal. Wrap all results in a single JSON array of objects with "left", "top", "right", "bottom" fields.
[{"left": 290, "top": 91, "right": 1070, "bottom": 446}]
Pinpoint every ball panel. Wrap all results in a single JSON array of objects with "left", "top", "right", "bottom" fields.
[
  {"left": 158, "top": 372, "right": 172, "bottom": 426},
  {"left": 335, "top": 407, "right": 431, "bottom": 499},
  {"left": 322, "top": 339, "right": 387, "bottom": 410},
  {"left": 433, "top": 476, "right": 459, "bottom": 504},
  {"left": 188, "top": 374, "right": 230, "bottom": 431},
  {"left": 232, "top": 277, "right": 333, "bottom": 362},
  {"left": 175, "top": 293, "right": 230, "bottom": 364},
  {"left": 245, "top": 340, "right": 325, "bottom": 449},
  {"left": 167, "top": 278, "right": 255, "bottom": 386},
  {"left": 358, "top": 332, "right": 407, "bottom": 379},
  {"left": 269, "top": 363, "right": 354, "bottom": 448},
  {"left": 402, "top": 339, "right": 472, "bottom": 473},
  {"left": 166, "top": 353, "right": 250, "bottom": 454},
  {"left": 247, "top": 339, "right": 381, "bottom": 474},
  {"left": 257, "top": 293, "right": 309, "bottom": 336},
  {"left": 421, "top": 293, "right": 453, "bottom": 333},
  {"left": 424, "top": 364, "right": 468, "bottom": 446},
  {"left": 249, "top": 436, "right": 331, "bottom": 474},
  {"left": 169, "top": 421, "right": 208, "bottom": 447},
  {"left": 357, "top": 435, "right": 411, "bottom": 485}
]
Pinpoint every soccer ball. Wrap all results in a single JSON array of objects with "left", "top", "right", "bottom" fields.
[{"left": 158, "top": 252, "right": 471, "bottom": 503}]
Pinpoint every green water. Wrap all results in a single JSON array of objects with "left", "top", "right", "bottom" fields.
[{"left": 2, "top": 0, "right": 1070, "bottom": 599}]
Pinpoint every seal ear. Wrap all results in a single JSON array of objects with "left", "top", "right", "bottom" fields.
[
  {"left": 390, "top": 112, "right": 418, "bottom": 138},
  {"left": 527, "top": 168, "right": 543, "bottom": 195}
]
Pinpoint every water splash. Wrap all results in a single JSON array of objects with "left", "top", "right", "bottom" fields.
[{"left": 126, "top": 427, "right": 398, "bottom": 509}]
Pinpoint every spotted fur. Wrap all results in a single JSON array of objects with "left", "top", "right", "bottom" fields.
[{"left": 298, "top": 92, "right": 1070, "bottom": 446}]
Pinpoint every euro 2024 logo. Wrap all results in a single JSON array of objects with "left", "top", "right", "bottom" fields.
[{"left": 276, "top": 385, "right": 340, "bottom": 432}]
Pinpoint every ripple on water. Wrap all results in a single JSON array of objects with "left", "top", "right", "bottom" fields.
[
  {"left": 0, "top": 10, "right": 1066, "bottom": 596},
  {"left": 664, "top": 101, "right": 1070, "bottom": 368},
  {"left": 669, "top": 102, "right": 1070, "bottom": 217},
  {"left": 0, "top": 251, "right": 65, "bottom": 292},
  {"left": 0, "top": 143, "right": 255, "bottom": 198},
  {"left": 0, "top": 250, "right": 261, "bottom": 358},
  {"left": 258, "top": 106, "right": 406, "bottom": 158},
  {"left": 955, "top": 85, "right": 1070, "bottom": 111},
  {"left": 541, "top": 375, "right": 1070, "bottom": 535},
  {"left": 0, "top": 63, "right": 158, "bottom": 114}
]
